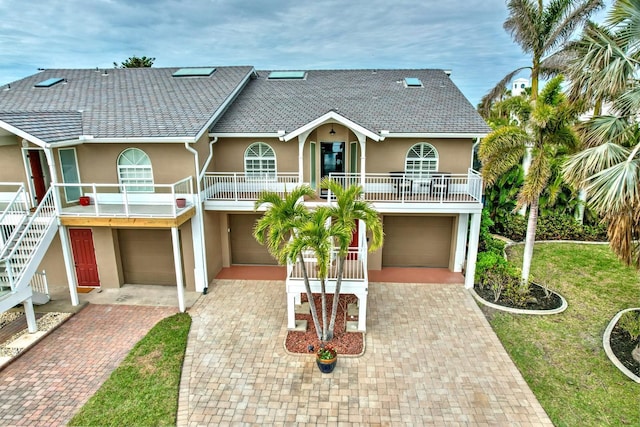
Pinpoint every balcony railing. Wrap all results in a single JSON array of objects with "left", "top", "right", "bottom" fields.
[
  {"left": 288, "top": 248, "right": 366, "bottom": 281},
  {"left": 328, "top": 169, "right": 483, "bottom": 203},
  {"left": 203, "top": 173, "right": 301, "bottom": 201},
  {"left": 52, "top": 177, "right": 193, "bottom": 218},
  {"left": 202, "top": 170, "right": 483, "bottom": 205}
]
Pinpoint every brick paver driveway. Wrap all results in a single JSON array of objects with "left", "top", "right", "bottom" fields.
[
  {"left": 179, "top": 280, "right": 552, "bottom": 426},
  {"left": 0, "top": 304, "right": 176, "bottom": 426}
]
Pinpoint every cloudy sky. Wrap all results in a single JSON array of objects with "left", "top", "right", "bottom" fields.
[{"left": 0, "top": 0, "right": 608, "bottom": 106}]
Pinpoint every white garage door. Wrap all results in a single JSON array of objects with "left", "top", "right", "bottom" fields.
[{"left": 382, "top": 216, "right": 453, "bottom": 268}]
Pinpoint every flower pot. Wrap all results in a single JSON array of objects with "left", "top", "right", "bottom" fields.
[
  {"left": 176, "top": 198, "right": 187, "bottom": 208},
  {"left": 316, "top": 347, "right": 337, "bottom": 374},
  {"left": 79, "top": 196, "right": 91, "bottom": 206}
]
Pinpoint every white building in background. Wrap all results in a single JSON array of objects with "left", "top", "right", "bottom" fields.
[{"left": 512, "top": 78, "right": 530, "bottom": 97}]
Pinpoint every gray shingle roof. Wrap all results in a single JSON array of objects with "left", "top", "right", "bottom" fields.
[
  {"left": 212, "top": 69, "right": 490, "bottom": 135},
  {"left": 0, "top": 66, "right": 254, "bottom": 143}
]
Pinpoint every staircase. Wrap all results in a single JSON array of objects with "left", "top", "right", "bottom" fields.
[{"left": 0, "top": 187, "right": 58, "bottom": 312}]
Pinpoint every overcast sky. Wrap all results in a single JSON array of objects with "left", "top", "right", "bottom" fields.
[{"left": 0, "top": 0, "right": 609, "bottom": 106}]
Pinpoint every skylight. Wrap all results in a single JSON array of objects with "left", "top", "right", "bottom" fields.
[
  {"left": 34, "top": 78, "right": 64, "bottom": 88},
  {"left": 172, "top": 67, "right": 216, "bottom": 77},
  {"left": 404, "top": 77, "right": 423, "bottom": 88},
  {"left": 267, "top": 71, "right": 306, "bottom": 80}
]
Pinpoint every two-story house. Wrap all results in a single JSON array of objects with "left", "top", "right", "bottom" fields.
[{"left": 0, "top": 66, "right": 489, "bottom": 333}]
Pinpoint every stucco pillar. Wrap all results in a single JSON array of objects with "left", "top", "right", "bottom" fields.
[
  {"left": 58, "top": 225, "right": 79, "bottom": 306},
  {"left": 171, "top": 227, "right": 186, "bottom": 312},
  {"left": 464, "top": 212, "right": 481, "bottom": 289},
  {"left": 453, "top": 213, "right": 469, "bottom": 272},
  {"left": 357, "top": 133, "right": 367, "bottom": 185},
  {"left": 23, "top": 298, "right": 37, "bottom": 333}
]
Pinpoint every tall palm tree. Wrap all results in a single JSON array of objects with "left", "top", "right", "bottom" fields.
[
  {"left": 283, "top": 207, "right": 351, "bottom": 341},
  {"left": 253, "top": 186, "right": 324, "bottom": 336},
  {"left": 480, "top": 0, "right": 603, "bottom": 114},
  {"left": 480, "top": 76, "right": 579, "bottom": 287},
  {"left": 564, "top": 0, "right": 640, "bottom": 268},
  {"left": 321, "top": 179, "right": 383, "bottom": 339}
]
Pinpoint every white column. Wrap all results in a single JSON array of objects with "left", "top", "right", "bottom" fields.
[
  {"left": 464, "top": 212, "right": 482, "bottom": 289},
  {"left": 190, "top": 207, "right": 207, "bottom": 292},
  {"left": 59, "top": 225, "right": 79, "bottom": 306},
  {"left": 357, "top": 290, "right": 367, "bottom": 332},
  {"left": 172, "top": 227, "right": 186, "bottom": 312},
  {"left": 23, "top": 298, "right": 37, "bottom": 333},
  {"left": 453, "top": 213, "right": 469, "bottom": 272},
  {"left": 287, "top": 292, "right": 297, "bottom": 329},
  {"left": 358, "top": 134, "right": 367, "bottom": 185}
]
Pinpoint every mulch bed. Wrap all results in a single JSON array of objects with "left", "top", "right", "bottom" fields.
[
  {"left": 285, "top": 293, "right": 364, "bottom": 356},
  {"left": 610, "top": 313, "right": 640, "bottom": 377},
  {"left": 474, "top": 282, "right": 563, "bottom": 310}
]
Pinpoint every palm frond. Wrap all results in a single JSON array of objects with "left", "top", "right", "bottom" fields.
[{"left": 478, "top": 126, "right": 529, "bottom": 185}]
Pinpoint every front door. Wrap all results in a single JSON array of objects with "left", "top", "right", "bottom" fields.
[
  {"left": 69, "top": 228, "right": 100, "bottom": 287},
  {"left": 321, "top": 142, "right": 345, "bottom": 179},
  {"left": 28, "top": 150, "right": 47, "bottom": 204}
]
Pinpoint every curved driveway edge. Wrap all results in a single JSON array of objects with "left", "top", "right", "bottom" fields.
[
  {"left": 0, "top": 304, "right": 177, "bottom": 426},
  {"left": 178, "top": 279, "right": 552, "bottom": 425}
]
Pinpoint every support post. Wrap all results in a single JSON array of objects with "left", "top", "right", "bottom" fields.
[
  {"left": 357, "top": 290, "right": 368, "bottom": 332},
  {"left": 59, "top": 225, "right": 79, "bottom": 306},
  {"left": 464, "top": 212, "right": 481, "bottom": 289},
  {"left": 453, "top": 213, "right": 469, "bottom": 272},
  {"left": 172, "top": 227, "right": 186, "bottom": 312},
  {"left": 287, "top": 291, "right": 297, "bottom": 329},
  {"left": 23, "top": 298, "right": 37, "bottom": 333}
]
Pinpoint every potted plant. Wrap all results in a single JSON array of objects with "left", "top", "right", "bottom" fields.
[
  {"left": 176, "top": 197, "right": 187, "bottom": 208},
  {"left": 316, "top": 344, "right": 337, "bottom": 374}
]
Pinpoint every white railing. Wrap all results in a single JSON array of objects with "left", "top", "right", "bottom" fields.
[
  {"left": 289, "top": 248, "right": 366, "bottom": 281},
  {"left": 203, "top": 173, "right": 301, "bottom": 201},
  {"left": 0, "top": 187, "right": 57, "bottom": 291},
  {"left": 52, "top": 177, "right": 194, "bottom": 218},
  {"left": 328, "top": 170, "right": 483, "bottom": 203},
  {"left": 31, "top": 270, "right": 49, "bottom": 296},
  {"left": 0, "top": 183, "right": 31, "bottom": 253}
]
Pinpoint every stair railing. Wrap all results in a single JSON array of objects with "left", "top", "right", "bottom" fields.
[{"left": 0, "top": 184, "right": 30, "bottom": 256}]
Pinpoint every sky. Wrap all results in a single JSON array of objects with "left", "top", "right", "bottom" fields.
[{"left": 0, "top": 0, "right": 609, "bottom": 107}]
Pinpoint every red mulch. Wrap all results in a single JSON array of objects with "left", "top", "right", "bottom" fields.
[{"left": 285, "top": 293, "right": 364, "bottom": 356}]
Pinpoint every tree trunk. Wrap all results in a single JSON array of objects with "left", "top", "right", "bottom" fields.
[
  {"left": 299, "top": 252, "right": 322, "bottom": 342},
  {"left": 327, "top": 255, "right": 346, "bottom": 340},
  {"left": 521, "top": 197, "right": 539, "bottom": 289},
  {"left": 320, "top": 277, "right": 328, "bottom": 341}
]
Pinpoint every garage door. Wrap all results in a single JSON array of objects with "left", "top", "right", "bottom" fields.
[
  {"left": 229, "top": 214, "right": 277, "bottom": 265},
  {"left": 382, "top": 216, "right": 453, "bottom": 268},
  {"left": 119, "top": 229, "right": 176, "bottom": 285}
]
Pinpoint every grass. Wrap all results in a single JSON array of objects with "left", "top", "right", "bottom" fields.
[
  {"left": 68, "top": 313, "right": 192, "bottom": 427},
  {"left": 487, "top": 243, "right": 640, "bottom": 427}
]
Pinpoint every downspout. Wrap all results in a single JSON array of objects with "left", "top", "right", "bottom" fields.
[
  {"left": 184, "top": 137, "right": 217, "bottom": 294},
  {"left": 471, "top": 138, "right": 481, "bottom": 170}
]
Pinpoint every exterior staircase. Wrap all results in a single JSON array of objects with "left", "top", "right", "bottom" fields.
[{"left": 0, "top": 187, "right": 58, "bottom": 313}]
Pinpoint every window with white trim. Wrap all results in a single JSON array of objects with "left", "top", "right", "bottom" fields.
[
  {"left": 405, "top": 143, "right": 438, "bottom": 177},
  {"left": 117, "top": 148, "right": 154, "bottom": 192},
  {"left": 244, "top": 142, "right": 276, "bottom": 177}
]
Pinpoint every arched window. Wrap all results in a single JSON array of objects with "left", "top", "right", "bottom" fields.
[
  {"left": 244, "top": 142, "right": 276, "bottom": 177},
  {"left": 117, "top": 148, "right": 153, "bottom": 192},
  {"left": 405, "top": 143, "right": 438, "bottom": 177}
]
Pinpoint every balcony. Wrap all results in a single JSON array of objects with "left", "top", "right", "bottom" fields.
[
  {"left": 203, "top": 170, "right": 483, "bottom": 212},
  {"left": 53, "top": 177, "right": 195, "bottom": 228}
]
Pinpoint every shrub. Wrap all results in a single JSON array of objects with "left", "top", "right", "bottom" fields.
[
  {"left": 618, "top": 311, "right": 640, "bottom": 342},
  {"left": 492, "top": 213, "right": 608, "bottom": 242}
]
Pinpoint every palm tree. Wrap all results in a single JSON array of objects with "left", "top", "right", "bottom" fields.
[
  {"left": 253, "top": 186, "right": 325, "bottom": 337},
  {"left": 480, "top": 76, "right": 579, "bottom": 287},
  {"left": 283, "top": 207, "right": 351, "bottom": 341},
  {"left": 564, "top": 0, "right": 640, "bottom": 268},
  {"left": 480, "top": 0, "right": 603, "bottom": 114},
  {"left": 321, "top": 179, "right": 384, "bottom": 339}
]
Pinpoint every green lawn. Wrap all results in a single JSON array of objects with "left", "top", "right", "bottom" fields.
[
  {"left": 68, "top": 312, "right": 192, "bottom": 427},
  {"left": 488, "top": 243, "right": 640, "bottom": 427}
]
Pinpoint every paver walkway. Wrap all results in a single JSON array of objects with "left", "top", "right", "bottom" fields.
[
  {"left": 0, "top": 304, "right": 176, "bottom": 426},
  {"left": 179, "top": 279, "right": 553, "bottom": 426}
]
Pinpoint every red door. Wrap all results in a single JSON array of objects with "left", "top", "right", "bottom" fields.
[
  {"left": 69, "top": 229, "right": 100, "bottom": 287},
  {"left": 348, "top": 220, "right": 359, "bottom": 260},
  {"left": 28, "top": 150, "right": 47, "bottom": 204}
]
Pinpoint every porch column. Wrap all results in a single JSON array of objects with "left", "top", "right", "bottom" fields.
[
  {"left": 172, "top": 227, "right": 186, "bottom": 312},
  {"left": 464, "top": 212, "right": 482, "bottom": 289},
  {"left": 298, "top": 131, "right": 311, "bottom": 184},
  {"left": 23, "top": 298, "right": 37, "bottom": 333},
  {"left": 357, "top": 133, "right": 367, "bottom": 185},
  {"left": 190, "top": 206, "right": 207, "bottom": 292},
  {"left": 453, "top": 213, "right": 469, "bottom": 272},
  {"left": 59, "top": 225, "right": 79, "bottom": 306},
  {"left": 357, "top": 290, "right": 367, "bottom": 332}
]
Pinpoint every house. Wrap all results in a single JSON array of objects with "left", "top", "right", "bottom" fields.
[{"left": 0, "top": 66, "right": 489, "bottom": 332}]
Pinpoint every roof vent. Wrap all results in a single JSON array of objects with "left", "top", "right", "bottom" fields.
[
  {"left": 404, "top": 77, "right": 423, "bottom": 88},
  {"left": 172, "top": 67, "right": 216, "bottom": 77},
  {"left": 34, "top": 77, "right": 64, "bottom": 88},
  {"left": 267, "top": 71, "right": 306, "bottom": 80}
]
